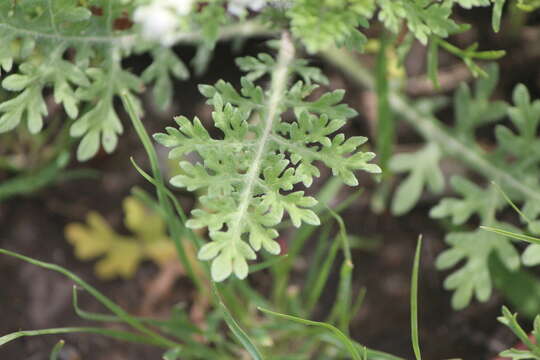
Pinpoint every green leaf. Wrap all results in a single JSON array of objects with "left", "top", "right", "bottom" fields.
[
  {"left": 70, "top": 62, "right": 143, "bottom": 161},
  {"left": 390, "top": 143, "right": 444, "bottom": 215},
  {"left": 142, "top": 48, "right": 189, "bottom": 110},
  {"left": 287, "top": 0, "right": 371, "bottom": 53},
  {"left": 453, "top": 64, "right": 506, "bottom": 138},
  {"left": 518, "top": 0, "right": 540, "bottom": 11},
  {"left": 490, "top": 255, "right": 540, "bottom": 319},
  {"left": 155, "top": 46, "right": 379, "bottom": 281},
  {"left": 236, "top": 54, "right": 329, "bottom": 85},
  {"left": 436, "top": 227, "right": 520, "bottom": 309},
  {"left": 498, "top": 306, "right": 540, "bottom": 359},
  {"left": 430, "top": 176, "right": 504, "bottom": 224},
  {"left": 378, "top": 0, "right": 459, "bottom": 45},
  {"left": 492, "top": 0, "right": 506, "bottom": 32}
]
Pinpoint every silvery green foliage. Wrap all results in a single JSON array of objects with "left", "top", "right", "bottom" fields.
[
  {"left": 287, "top": 0, "right": 506, "bottom": 54},
  {"left": 155, "top": 51, "right": 381, "bottom": 281},
  {"left": 0, "top": 0, "right": 231, "bottom": 161},
  {"left": 391, "top": 65, "right": 540, "bottom": 309},
  {"left": 0, "top": 0, "right": 507, "bottom": 163}
]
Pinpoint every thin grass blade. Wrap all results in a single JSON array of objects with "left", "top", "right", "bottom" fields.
[
  {"left": 0, "top": 248, "right": 179, "bottom": 349},
  {"left": 257, "top": 307, "right": 362, "bottom": 360},
  {"left": 411, "top": 235, "right": 422, "bottom": 360},
  {"left": 481, "top": 226, "right": 540, "bottom": 245},
  {"left": 49, "top": 340, "right": 64, "bottom": 360},
  {"left": 212, "top": 284, "right": 264, "bottom": 360}
]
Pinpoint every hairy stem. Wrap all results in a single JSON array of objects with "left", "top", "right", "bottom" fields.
[
  {"left": 231, "top": 31, "right": 295, "bottom": 240},
  {"left": 321, "top": 48, "right": 540, "bottom": 203},
  {"left": 0, "top": 19, "right": 274, "bottom": 45}
]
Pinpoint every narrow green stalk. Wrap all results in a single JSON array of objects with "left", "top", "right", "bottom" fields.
[
  {"left": 303, "top": 225, "right": 333, "bottom": 301},
  {"left": 272, "top": 188, "right": 363, "bottom": 308},
  {"left": 49, "top": 340, "right": 64, "bottom": 360},
  {"left": 481, "top": 226, "right": 540, "bottom": 245},
  {"left": 213, "top": 284, "right": 265, "bottom": 360},
  {"left": 508, "top": 0, "right": 528, "bottom": 38},
  {"left": 121, "top": 93, "right": 206, "bottom": 294},
  {"left": 0, "top": 19, "right": 274, "bottom": 46},
  {"left": 0, "top": 249, "right": 180, "bottom": 349},
  {"left": 375, "top": 34, "right": 394, "bottom": 171},
  {"left": 411, "top": 236, "right": 423, "bottom": 360},
  {"left": 1, "top": 327, "right": 167, "bottom": 347},
  {"left": 305, "top": 232, "right": 341, "bottom": 314},
  {"left": 350, "top": 287, "right": 367, "bottom": 318},
  {"left": 258, "top": 307, "right": 362, "bottom": 360}
]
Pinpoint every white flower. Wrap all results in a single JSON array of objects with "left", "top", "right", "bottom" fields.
[
  {"left": 163, "top": 0, "right": 193, "bottom": 16},
  {"left": 227, "top": 0, "right": 267, "bottom": 17},
  {"left": 133, "top": 0, "right": 194, "bottom": 46}
]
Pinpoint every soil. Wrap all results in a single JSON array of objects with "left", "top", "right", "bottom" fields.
[{"left": 2, "top": 9, "right": 540, "bottom": 360}]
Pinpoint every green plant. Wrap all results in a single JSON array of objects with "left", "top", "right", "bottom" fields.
[
  {"left": 2, "top": 0, "right": 540, "bottom": 359},
  {"left": 155, "top": 35, "right": 380, "bottom": 281},
  {"left": 321, "top": 46, "right": 540, "bottom": 313}
]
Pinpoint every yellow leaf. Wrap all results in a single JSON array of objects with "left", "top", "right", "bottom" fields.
[
  {"left": 65, "top": 212, "right": 114, "bottom": 260},
  {"left": 123, "top": 196, "right": 166, "bottom": 242},
  {"left": 144, "top": 238, "right": 177, "bottom": 266},
  {"left": 95, "top": 239, "right": 143, "bottom": 280},
  {"left": 65, "top": 196, "right": 177, "bottom": 280}
]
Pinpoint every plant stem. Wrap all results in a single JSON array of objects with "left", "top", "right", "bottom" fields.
[
  {"left": 230, "top": 31, "right": 295, "bottom": 242},
  {"left": 0, "top": 249, "right": 180, "bottom": 349},
  {"left": 0, "top": 18, "right": 274, "bottom": 45},
  {"left": 121, "top": 94, "right": 208, "bottom": 296}
]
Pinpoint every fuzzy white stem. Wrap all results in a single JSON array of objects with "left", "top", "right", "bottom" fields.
[{"left": 230, "top": 31, "right": 295, "bottom": 240}]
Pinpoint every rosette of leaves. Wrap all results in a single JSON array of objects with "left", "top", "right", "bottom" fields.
[{"left": 155, "top": 43, "right": 381, "bottom": 281}]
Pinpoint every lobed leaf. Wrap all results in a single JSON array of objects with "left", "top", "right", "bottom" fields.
[{"left": 155, "top": 51, "right": 380, "bottom": 281}]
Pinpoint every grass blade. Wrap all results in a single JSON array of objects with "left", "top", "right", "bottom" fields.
[
  {"left": 491, "top": 181, "right": 532, "bottom": 223},
  {"left": 350, "top": 287, "right": 367, "bottom": 320},
  {"left": 129, "top": 157, "right": 204, "bottom": 249},
  {"left": 49, "top": 340, "right": 64, "bottom": 360},
  {"left": 212, "top": 285, "right": 264, "bottom": 360},
  {"left": 427, "top": 40, "right": 440, "bottom": 89},
  {"left": 72, "top": 286, "right": 119, "bottom": 322},
  {"left": 257, "top": 307, "right": 362, "bottom": 360},
  {"left": 121, "top": 94, "right": 206, "bottom": 292},
  {"left": 480, "top": 226, "right": 540, "bottom": 245},
  {"left": 327, "top": 260, "right": 354, "bottom": 333},
  {"left": 0, "top": 248, "right": 179, "bottom": 349},
  {"left": 305, "top": 232, "right": 341, "bottom": 313},
  {"left": 375, "top": 34, "right": 394, "bottom": 170},
  {"left": 1, "top": 327, "right": 167, "bottom": 347},
  {"left": 307, "top": 208, "right": 351, "bottom": 315},
  {"left": 249, "top": 254, "right": 289, "bottom": 274},
  {"left": 411, "top": 235, "right": 422, "bottom": 360}
]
